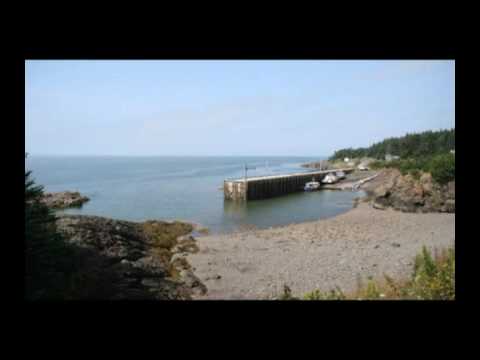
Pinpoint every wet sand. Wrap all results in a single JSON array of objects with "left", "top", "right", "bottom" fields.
[{"left": 187, "top": 202, "right": 455, "bottom": 299}]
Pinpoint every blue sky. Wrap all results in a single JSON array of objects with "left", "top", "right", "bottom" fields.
[{"left": 25, "top": 60, "right": 455, "bottom": 156}]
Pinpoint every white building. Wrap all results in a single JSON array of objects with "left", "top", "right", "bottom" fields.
[
  {"left": 344, "top": 157, "right": 350, "bottom": 162},
  {"left": 385, "top": 154, "right": 400, "bottom": 162}
]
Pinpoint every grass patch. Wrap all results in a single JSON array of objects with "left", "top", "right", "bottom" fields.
[
  {"left": 142, "top": 221, "right": 193, "bottom": 249},
  {"left": 142, "top": 220, "right": 194, "bottom": 279}
]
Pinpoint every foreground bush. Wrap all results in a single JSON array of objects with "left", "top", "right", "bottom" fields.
[
  {"left": 428, "top": 153, "right": 455, "bottom": 185},
  {"left": 280, "top": 246, "right": 455, "bottom": 300}
]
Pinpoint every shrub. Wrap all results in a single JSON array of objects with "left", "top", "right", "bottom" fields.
[
  {"left": 303, "top": 287, "right": 346, "bottom": 300},
  {"left": 408, "top": 246, "right": 455, "bottom": 299},
  {"left": 369, "top": 153, "right": 454, "bottom": 185},
  {"left": 428, "top": 153, "right": 455, "bottom": 185}
]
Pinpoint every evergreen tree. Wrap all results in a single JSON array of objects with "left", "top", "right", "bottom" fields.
[
  {"left": 329, "top": 128, "right": 455, "bottom": 161},
  {"left": 25, "top": 154, "right": 75, "bottom": 300}
]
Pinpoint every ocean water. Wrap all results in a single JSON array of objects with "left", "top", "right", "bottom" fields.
[{"left": 25, "top": 156, "right": 363, "bottom": 234}]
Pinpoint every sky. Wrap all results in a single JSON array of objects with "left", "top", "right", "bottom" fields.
[{"left": 25, "top": 60, "right": 455, "bottom": 157}]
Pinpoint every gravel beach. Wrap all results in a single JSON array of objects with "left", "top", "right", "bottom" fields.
[{"left": 187, "top": 202, "right": 455, "bottom": 299}]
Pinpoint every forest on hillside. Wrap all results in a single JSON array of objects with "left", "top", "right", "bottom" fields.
[{"left": 329, "top": 129, "right": 455, "bottom": 161}]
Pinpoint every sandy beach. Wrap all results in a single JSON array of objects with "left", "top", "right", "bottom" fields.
[{"left": 187, "top": 202, "right": 455, "bottom": 299}]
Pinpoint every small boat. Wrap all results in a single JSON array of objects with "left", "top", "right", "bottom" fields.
[
  {"left": 322, "top": 173, "right": 338, "bottom": 184},
  {"left": 335, "top": 171, "right": 346, "bottom": 179},
  {"left": 304, "top": 181, "right": 320, "bottom": 191}
]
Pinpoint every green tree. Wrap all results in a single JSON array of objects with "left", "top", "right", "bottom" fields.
[
  {"left": 25, "top": 155, "right": 75, "bottom": 300},
  {"left": 329, "top": 128, "right": 455, "bottom": 161}
]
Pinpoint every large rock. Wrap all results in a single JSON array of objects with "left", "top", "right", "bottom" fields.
[
  {"left": 41, "top": 191, "right": 89, "bottom": 209},
  {"left": 369, "top": 169, "right": 454, "bottom": 213},
  {"left": 420, "top": 173, "right": 434, "bottom": 195}
]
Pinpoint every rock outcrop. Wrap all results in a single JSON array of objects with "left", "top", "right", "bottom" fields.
[
  {"left": 56, "top": 215, "right": 207, "bottom": 300},
  {"left": 42, "top": 191, "right": 90, "bottom": 209},
  {"left": 365, "top": 169, "right": 455, "bottom": 213}
]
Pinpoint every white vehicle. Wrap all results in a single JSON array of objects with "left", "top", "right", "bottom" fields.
[
  {"left": 304, "top": 181, "right": 320, "bottom": 191},
  {"left": 358, "top": 164, "right": 369, "bottom": 171},
  {"left": 322, "top": 173, "right": 338, "bottom": 184}
]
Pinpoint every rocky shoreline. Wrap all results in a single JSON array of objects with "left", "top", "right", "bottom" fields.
[
  {"left": 42, "top": 191, "right": 90, "bottom": 209},
  {"left": 307, "top": 168, "right": 454, "bottom": 214},
  {"left": 56, "top": 215, "right": 207, "bottom": 299},
  {"left": 51, "top": 166, "right": 454, "bottom": 300}
]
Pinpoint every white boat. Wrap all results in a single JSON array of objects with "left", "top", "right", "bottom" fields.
[
  {"left": 304, "top": 181, "right": 320, "bottom": 191},
  {"left": 322, "top": 173, "right": 338, "bottom": 184},
  {"left": 335, "top": 171, "right": 346, "bottom": 179}
]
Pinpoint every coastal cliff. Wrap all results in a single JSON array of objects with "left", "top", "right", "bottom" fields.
[{"left": 362, "top": 169, "right": 455, "bottom": 213}]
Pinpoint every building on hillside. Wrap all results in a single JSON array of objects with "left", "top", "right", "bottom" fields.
[
  {"left": 385, "top": 154, "right": 400, "bottom": 162},
  {"left": 344, "top": 157, "right": 350, "bottom": 163}
]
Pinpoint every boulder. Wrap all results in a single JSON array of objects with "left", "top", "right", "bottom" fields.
[
  {"left": 372, "top": 200, "right": 386, "bottom": 210},
  {"left": 368, "top": 168, "right": 453, "bottom": 213},
  {"left": 373, "top": 185, "right": 390, "bottom": 198}
]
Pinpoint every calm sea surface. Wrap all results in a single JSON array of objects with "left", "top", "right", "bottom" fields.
[{"left": 26, "top": 156, "right": 363, "bottom": 234}]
